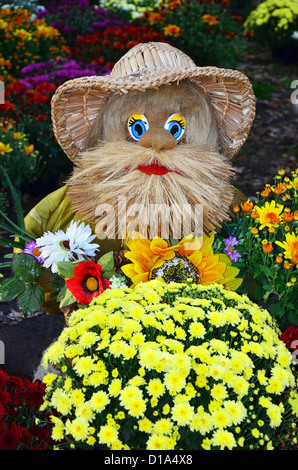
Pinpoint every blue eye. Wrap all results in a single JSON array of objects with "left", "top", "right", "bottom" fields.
[
  {"left": 164, "top": 114, "right": 185, "bottom": 140},
  {"left": 128, "top": 114, "right": 149, "bottom": 141}
]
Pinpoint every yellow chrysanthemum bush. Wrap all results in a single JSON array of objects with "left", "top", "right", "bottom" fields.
[
  {"left": 244, "top": 0, "right": 298, "bottom": 48},
  {"left": 39, "top": 280, "right": 298, "bottom": 450}
]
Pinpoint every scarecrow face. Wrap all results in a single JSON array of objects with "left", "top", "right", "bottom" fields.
[{"left": 67, "top": 80, "right": 235, "bottom": 240}]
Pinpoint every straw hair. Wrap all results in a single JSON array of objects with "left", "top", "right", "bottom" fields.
[{"left": 51, "top": 42, "right": 256, "bottom": 161}]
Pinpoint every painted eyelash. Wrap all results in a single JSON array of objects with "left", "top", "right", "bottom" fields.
[
  {"left": 128, "top": 116, "right": 137, "bottom": 127},
  {"left": 170, "top": 117, "right": 185, "bottom": 129}
]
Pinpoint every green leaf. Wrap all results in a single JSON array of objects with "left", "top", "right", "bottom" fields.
[
  {"left": 268, "top": 302, "right": 283, "bottom": 318},
  {"left": 98, "top": 251, "right": 114, "bottom": 272},
  {"left": 0, "top": 211, "right": 34, "bottom": 241},
  {"left": 17, "top": 284, "right": 45, "bottom": 316},
  {"left": 59, "top": 286, "right": 77, "bottom": 308},
  {"left": 12, "top": 253, "right": 41, "bottom": 282},
  {"left": 56, "top": 261, "right": 78, "bottom": 280},
  {"left": 56, "top": 284, "right": 69, "bottom": 303},
  {"left": 1, "top": 166, "right": 25, "bottom": 231},
  {"left": 102, "top": 270, "right": 117, "bottom": 279},
  {"left": 0, "top": 238, "right": 25, "bottom": 249},
  {"left": 0, "top": 277, "right": 25, "bottom": 301},
  {"left": 0, "top": 262, "right": 11, "bottom": 269}
]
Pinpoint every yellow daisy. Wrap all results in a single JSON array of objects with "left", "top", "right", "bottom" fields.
[
  {"left": 254, "top": 200, "right": 283, "bottom": 229},
  {"left": 275, "top": 232, "right": 298, "bottom": 263}
]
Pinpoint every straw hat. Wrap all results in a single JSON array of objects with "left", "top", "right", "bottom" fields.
[{"left": 51, "top": 42, "right": 256, "bottom": 161}]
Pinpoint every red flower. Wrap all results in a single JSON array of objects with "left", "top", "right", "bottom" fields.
[
  {"left": 0, "top": 423, "right": 21, "bottom": 450},
  {"left": 280, "top": 326, "right": 298, "bottom": 351},
  {"left": 66, "top": 261, "right": 111, "bottom": 305}
]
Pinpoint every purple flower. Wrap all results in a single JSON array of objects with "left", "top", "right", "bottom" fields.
[
  {"left": 224, "top": 236, "right": 242, "bottom": 263},
  {"left": 23, "top": 241, "right": 44, "bottom": 264}
]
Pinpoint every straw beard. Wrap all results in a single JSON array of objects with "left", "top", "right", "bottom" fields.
[{"left": 67, "top": 140, "right": 235, "bottom": 241}]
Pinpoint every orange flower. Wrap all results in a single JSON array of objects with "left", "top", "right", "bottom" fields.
[
  {"left": 261, "top": 187, "right": 271, "bottom": 197},
  {"left": 147, "top": 12, "right": 163, "bottom": 25},
  {"left": 163, "top": 25, "right": 183, "bottom": 37},
  {"left": 282, "top": 212, "right": 294, "bottom": 223},
  {"left": 251, "top": 227, "right": 259, "bottom": 234},
  {"left": 233, "top": 204, "right": 240, "bottom": 213},
  {"left": 284, "top": 261, "right": 292, "bottom": 269},
  {"left": 273, "top": 182, "right": 288, "bottom": 195},
  {"left": 263, "top": 243, "right": 273, "bottom": 254},
  {"left": 251, "top": 210, "right": 259, "bottom": 219},
  {"left": 292, "top": 251, "right": 298, "bottom": 264},
  {"left": 202, "top": 14, "right": 219, "bottom": 25},
  {"left": 276, "top": 255, "right": 283, "bottom": 264},
  {"left": 24, "top": 144, "right": 34, "bottom": 156},
  {"left": 241, "top": 199, "right": 254, "bottom": 212}
]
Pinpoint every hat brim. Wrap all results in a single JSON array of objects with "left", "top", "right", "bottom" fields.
[{"left": 51, "top": 65, "right": 256, "bottom": 161}]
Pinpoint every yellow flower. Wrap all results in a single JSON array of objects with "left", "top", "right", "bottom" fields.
[
  {"left": 69, "top": 417, "right": 89, "bottom": 442},
  {"left": 212, "top": 429, "right": 236, "bottom": 450},
  {"left": 275, "top": 232, "right": 298, "bottom": 262},
  {"left": 211, "top": 384, "right": 228, "bottom": 400},
  {"left": 73, "top": 356, "right": 95, "bottom": 376},
  {"left": 254, "top": 200, "right": 283, "bottom": 229},
  {"left": 98, "top": 425, "right": 118, "bottom": 446},
  {"left": 138, "top": 417, "right": 152, "bottom": 433},
  {"left": 266, "top": 404, "right": 282, "bottom": 428},
  {"left": 122, "top": 233, "right": 242, "bottom": 291},
  {"left": 164, "top": 370, "right": 186, "bottom": 393},
  {"left": 147, "top": 378, "right": 165, "bottom": 397},
  {"left": 291, "top": 176, "right": 298, "bottom": 191},
  {"left": 126, "top": 397, "right": 147, "bottom": 418},
  {"left": 90, "top": 390, "right": 110, "bottom": 412},
  {"left": 146, "top": 433, "right": 169, "bottom": 450},
  {"left": 0, "top": 142, "right": 13, "bottom": 154},
  {"left": 153, "top": 418, "right": 173, "bottom": 435},
  {"left": 171, "top": 402, "right": 195, "bottom": 426}
]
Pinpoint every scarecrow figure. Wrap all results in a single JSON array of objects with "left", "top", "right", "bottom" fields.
[
  {"left": 24, "top": 42, "right": 255, "bottom": 314},
  {"left": 26, "top": 42, "right": 255, "bottom": 244}
]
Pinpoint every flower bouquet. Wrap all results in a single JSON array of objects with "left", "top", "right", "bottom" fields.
[
  {"left": 39, "top": 280, "right": 298, "bottom": 450},
  {"left": 0, "top": 202, "right": 243, "bottom": 321}
]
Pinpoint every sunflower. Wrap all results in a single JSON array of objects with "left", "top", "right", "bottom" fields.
[
  {"left": 275, "top": 232, "right": 298, "bottom": 263},
  {"left": 121, "top": 234, "right": 242, "bottom": 291},
  {"left": 254, "top": 200, "right": 284, "bottom": 230}
]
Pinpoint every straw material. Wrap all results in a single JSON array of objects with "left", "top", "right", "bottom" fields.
[{"left": 51, "top": 42, "right": 256, "bottom": 161}]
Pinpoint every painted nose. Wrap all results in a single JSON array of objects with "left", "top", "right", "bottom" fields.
[{"left": 138, "top": 128, "right": 178, "bottom": 150}]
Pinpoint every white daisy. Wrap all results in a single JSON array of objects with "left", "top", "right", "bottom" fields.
[{"left": 36, "top": 221, "right": 100, "bottom": 273}]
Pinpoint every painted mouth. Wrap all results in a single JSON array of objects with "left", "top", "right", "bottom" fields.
[{"left": 126, "top": 162, "right": 180, "bottom": 176}]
